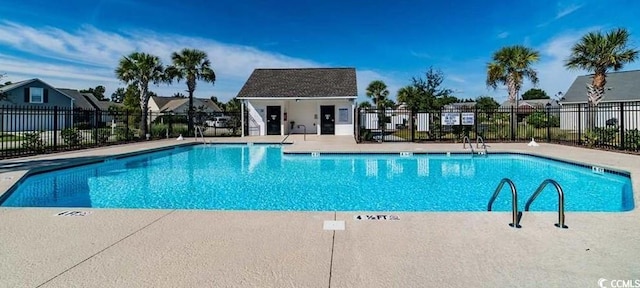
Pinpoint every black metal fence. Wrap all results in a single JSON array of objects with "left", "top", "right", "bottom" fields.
[
  {"left": 0, "top": 106, "right": 242, "bottom": 159},
  {"left": 356, "top": 101, "right": 640, "bottom": 153}
]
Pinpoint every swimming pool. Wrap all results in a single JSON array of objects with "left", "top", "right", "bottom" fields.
[{"left": 0, "top": 144, "right": 633, "bottom": 211}]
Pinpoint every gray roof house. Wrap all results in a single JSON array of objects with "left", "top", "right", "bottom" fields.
[
  {"left": 559, "top": 70, "right": 640, "bottom": 131},
  {"left": 237, "top": 68, "right": 358, "bottom": 136},
  {"left": 0, "top": 79, "right": 74, "bottom": 108},
  {"left": 0, "top": 79, "right": 76, "bottom": 131},
  {"left": 561, "top": 70, "right": 640, "bottom": 104}
]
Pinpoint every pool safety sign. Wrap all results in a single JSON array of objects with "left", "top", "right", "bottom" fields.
[
  {"left": 461, "top": 113, "right": 475, "bottom": 125},
  {"left": 441, "top": 113, "right": 460, "bottom": 125},
  {"left": 55, "top": 210, "right": 92, "bottom": 217},
  {"left": 354, "top": 214, "right": 400, "bottom": 221}
]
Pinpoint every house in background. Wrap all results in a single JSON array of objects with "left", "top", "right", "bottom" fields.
[
  {"left": 443, "top": 102, "right": 477, "bottom": 112},
  {"left": 58, "top": 88, "right": 124, "bottom": 126},
  {"left": 237, "top": 68, "right": 357, "bottom": 136},
  {"left": 148, "top": 96, "right": 222, "bottom": 123},
  {"left": 0, "top": 79, "right": 74, "bottom": 131},
  {"left": 560, "top": 70, "right": 640, "bottom": 131}
]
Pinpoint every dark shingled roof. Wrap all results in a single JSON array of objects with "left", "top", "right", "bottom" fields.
[
  {"left": 562, "top": 70, "right": 640, "bottom": 103},
  {"left": 237, "top": 68, "right": 357, "bottom": 98},
  {"left": 58, "top": 88, "right": 96, "bottom": 110}
]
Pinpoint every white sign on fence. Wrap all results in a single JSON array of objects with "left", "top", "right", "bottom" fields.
[
  {"left": 441, "top": 113, "right": 460, "bottom": 125},
  {"left": 461, "top": 112, "right": 475, "bottom": 125}
]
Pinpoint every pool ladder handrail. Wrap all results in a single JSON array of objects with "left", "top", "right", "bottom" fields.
[
  {"left": 524, "top": 179, "right": 568, "bottom": 229},
  {"left": 462, "top": 136, "right": 475, "bottom": 154},
  {"left": 195, "top": 126, "right": 208, "bottom": 145},
  {"left": 488, "top": 178, "right": 521, "bottom": 228},
  {"left": 476, "top": 136, "right": 488, "bottom": 155}
]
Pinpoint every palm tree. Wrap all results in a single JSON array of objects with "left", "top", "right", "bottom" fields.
[
  {"left": 366, "top": 80, "right": 390, "bottom": 134},
  {"left": 115, "top": 52, "right": 164, "bottom": 138},
  {"left": 166, "top": 48, "right": 216, "bottom": 135},
  {"left": 486, "top": 45, "right": 540, "bottom": 138},
  {"left": 365, "top": 80, "right": 390, "bottom": 110},
  {"left": 486, "top": 45, "right": 540, "bottom": 104},
  {"left": 565, "top": 28, "right": 638, "bottom": 129},
  {"left": 396, "top": 85, "right": 421, "bottom": 111}
]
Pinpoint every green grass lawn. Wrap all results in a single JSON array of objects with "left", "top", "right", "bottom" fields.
[{"left": 0, "top": 133, "right": 25, "bottom": 142}]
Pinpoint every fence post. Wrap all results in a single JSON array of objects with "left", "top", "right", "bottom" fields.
[
  {"left": 620, "top": 102, "right": 625, "bottom": 150},
  {"left": 93, "top": 109, "right": 98, "bottom": 145},
  {"left": 410, "top": 109, "right": 415, "bottom": 142},
  {"left": 546, "top": 106, "right": 551, "bottom": 143},
  {"left": 125, "top": 110, "right": 130, "bottom": 141},
  {"left": 53, "top": 106, "right": 58, "bottom": 151},
  {"left": 577, "top": 105, "right": 582, "bottom": 145},
  {"left": 510, "top": 106, "right": 515, "bottom": 141}
]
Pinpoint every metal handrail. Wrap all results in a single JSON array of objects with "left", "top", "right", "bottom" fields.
[
  {"left": 462, "top": 136, "right": 475, "bottom": 154},
  {"left": 195, "top": 126, "right": 207, "bottom": 144},
  {"left": 476, "top": 136, "right": 488, "bottom": 155},
  {"left": 297, "top": 125, "right": 307, "bottom": 141},
  {"left": 488, "top": 178, "right": 521, "bottom": 228},
  {"left": 524, "top": 179, "right": 568, "bottom": 229}
]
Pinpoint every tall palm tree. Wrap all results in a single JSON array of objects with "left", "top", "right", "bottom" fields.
[
  {"left": 487, "top": 45, "right": 540, "bottom": 138},
  {"left": 366, "top": 80, "right": 390, "bottom": 133},
  {"left": 486, "top": 45, "right": 540, "bottom": 104},
  {"left": 166, "top": 48, "right": 216, "bottom": 134},
  {"left": 565, "top": 28, "right": 638, "bottom": 129},
  {"left": 115, "top": 52, "right": 164, "bottom": 138},
  {"left": 365, "top": 80, "right": 390, "bottom": 110}
]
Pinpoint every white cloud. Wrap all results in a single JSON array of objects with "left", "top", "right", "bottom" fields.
[
  {"left": 0, "top": 20, "right": 413, "bottom": 104},
  {"left": 497, "top": 32, "right": 509, "bottom": 39},
  {"left": 0, "top": 21, "right": 324, "bottom": 101},
  {"left": 555, "top": 4, "right": 583, "bottom": 20}
]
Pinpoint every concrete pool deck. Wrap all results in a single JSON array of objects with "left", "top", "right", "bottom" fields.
[{"left": 0, "top": 136, "right": 639, "bottom": 287}]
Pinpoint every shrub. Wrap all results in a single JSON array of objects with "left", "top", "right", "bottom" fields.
[
  {"left": 153, "top": 114, "right": 188, "bottom": 124},
  {"left": 93, "top": 128, "right": 111, "bottom": 144},
  {"left": 151, "top": 123, "right": 169, "bottom": 139},
  {"left": 526, "top": 112, "right": 560, "bottom": 129},
  {"left": 61, "top": 128, "right": 83, "bottom": 146},
  {"left": 21, "top": 131, "right": 45, "bottom": 152},
  {"left": 74, "top": 122, "right": 92, "bottom": 130},
  {"left": 583, "top": 127, "right": 617, "bottom": 147},
  {"left": 171, "top": 124, "right": 189, "bottom": 137},
  {"left": 115, "top": 127, "right": 135, "bottom": 141},
  {"left": 624, "top": 129, "right": 640, "bottom": 151}
]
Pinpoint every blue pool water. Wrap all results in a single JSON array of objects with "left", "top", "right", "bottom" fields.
[{"left": 0, "top": 144, "right": 634, "bottom": 211}]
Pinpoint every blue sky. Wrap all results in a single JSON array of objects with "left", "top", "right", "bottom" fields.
[{"left": 1, "top": 0, "right": 639, "bottom": 103}]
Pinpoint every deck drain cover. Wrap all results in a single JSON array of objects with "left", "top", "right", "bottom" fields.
[
  {"left": 55, "top": 211, "right": 92, "bottom": 217},
  {"left": 323, "top": 220, "right": 345, "bottom": 230}
]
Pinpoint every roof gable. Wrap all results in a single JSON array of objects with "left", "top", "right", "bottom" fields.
[
  {"left": 0, "top": 79, "right": 34, "bottom": 93},
  {"left": 1, "top": 79, "right": 74, "bottom": 101},
  {"left": 237, "top": 68, "right": 357, "bottom": 98},
  {"left": 562, "top": 70, "right": 640, "bottom": 103}
]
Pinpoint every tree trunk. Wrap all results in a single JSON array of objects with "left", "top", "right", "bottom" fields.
[
  {"left": 139, "top": 84, "right": 149, "bottom": 139},
  {"left": 507, "top": 76, "right": 519, "bottom": 140},
  {"left": 586, "top": 83, "right": 604, "bottom": 131},
  {"left": 188, "top": 90, "right": 194, "bottom": 136},
  {"left": 187, "top": 79, "right": 196, "bottom": 137}
]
